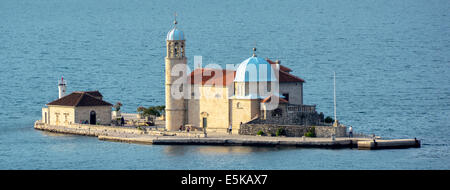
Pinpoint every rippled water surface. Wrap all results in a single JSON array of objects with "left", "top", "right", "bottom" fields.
[{"left": 1, "top": 0, "right": 449, "bottom": 169}]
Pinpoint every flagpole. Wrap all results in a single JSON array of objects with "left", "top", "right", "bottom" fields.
[{"left": 333, "top": 71, "right": 337, "bottom": 127}]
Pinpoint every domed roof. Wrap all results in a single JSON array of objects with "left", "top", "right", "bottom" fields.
[
  {"left": 166, "top": 28, "right": 185, "bottom": 41},
  {"left": 234, "top": 55, "right": 278, "bottom": 82}
]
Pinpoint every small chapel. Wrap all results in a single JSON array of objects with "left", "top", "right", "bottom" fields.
[{"left": 41, "top": 77, "right": 113, "bottom": 126}]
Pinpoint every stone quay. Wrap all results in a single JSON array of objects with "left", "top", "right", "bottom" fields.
[{"left": 34, "top": 121, "right": 420, "bottom": 150}]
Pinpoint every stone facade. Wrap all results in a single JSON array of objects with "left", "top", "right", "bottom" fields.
[
  {"left": 279, "top": 82, "right": 303, "bottom": 105},
  {"left": 45, "top": 105, "right": 75, "bottom": 126},
  {"left": 239, "top": 123, "right": 347, "bottom": 138},
  {"left": 74, "top": 105, "right": 112, "bottom": 125},
  {"left": 231, "top": 98, "right": 260, "bottom": 133},
  {"left": 186, "top": 85, "right": 232, "bottom": 133},
  {"left": 43, "top": 105, "right": 112, "bottom": 126}
]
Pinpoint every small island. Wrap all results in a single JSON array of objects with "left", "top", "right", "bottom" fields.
[{"left": 34, "top": 19, "right": 420, "bottom": 150}]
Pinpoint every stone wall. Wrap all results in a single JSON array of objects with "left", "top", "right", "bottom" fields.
[
  {"left": 314, "top": 126, "right": 347, "bottom": 137},
  {"left": 239, "top": 123, "right": 347, "bottom": 137},
  {"left": 34, "top": 121, "right": 204, "bottom": 138},
  {"left": 35, "top": 121, "right": 145, "bottom": 137},
  {"left": 254, "top": 103, "right": 325, "bottom": 126}
]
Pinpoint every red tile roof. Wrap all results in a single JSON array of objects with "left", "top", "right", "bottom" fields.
[
  {"left": 278, "top": 70, "right": 305, "bottom": 83},
  {"left": 266, "top": 58, "right": 292, "bottom": 72},
  {"left": 47, "top": 91, "right": 112, "bottom": 107},
  {"left": 84, "top": 91, "right": 103, "bottom": 98},
  {"left": 188, "top": 68, "right": 236, "bottom": 86},
  {"left": 187, "top": 62, "right": 304, "bottom": 86},
  {"left": 261, "top": 95, "right": 289, "bottom": 103}
]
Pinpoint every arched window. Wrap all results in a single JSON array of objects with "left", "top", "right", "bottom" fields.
[
  {"left": 181, "top": 43, "right": 185, "bottom": 57},
  {"left": 237, "top": 102, "right": 241, "bottom": 108}
]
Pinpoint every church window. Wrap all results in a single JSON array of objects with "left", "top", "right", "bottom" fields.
[{"left": 174, "top": 47, "right": 178, "bottom": 57}]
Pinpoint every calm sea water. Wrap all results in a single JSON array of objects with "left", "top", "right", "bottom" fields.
[{"left": 1, "top": 0, "right": 449, "bottom": 169}]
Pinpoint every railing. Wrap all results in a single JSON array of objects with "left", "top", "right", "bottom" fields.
[{"left": 287, "top": 104, "right": 316, "bottom": 113}]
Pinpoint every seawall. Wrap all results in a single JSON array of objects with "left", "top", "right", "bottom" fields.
[
  {"left": 34, "top": 121, "right": 420, "bottom": 150},
  {"left": 98, "top": 135, "right": 355, "bottom": 148},
  {"left": 34, "top": 121, "right": 203, "bottom": 138},
  {"left": 239, "top": 123, "right": 347, "bottom": 137}
]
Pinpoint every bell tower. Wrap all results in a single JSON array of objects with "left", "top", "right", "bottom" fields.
[{"left": 165, "top": 15, "right": 187, "bottom": 131}]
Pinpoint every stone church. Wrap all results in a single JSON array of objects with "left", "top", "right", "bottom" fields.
[{"left": 164, "top": 19, "right": 324, "bottom": 134}]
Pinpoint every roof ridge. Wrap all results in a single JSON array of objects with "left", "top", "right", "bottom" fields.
[
  {"left": 79, "top": 92, "right": 112, "bottom": 106},
  {"left": 74, "top": 92, "right": 86, "bottom": 106}
]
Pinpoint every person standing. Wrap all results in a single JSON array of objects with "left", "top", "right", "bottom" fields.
[
  {"left": 349, "top": 126, "right": 353, "bottom": 138},
  {"left": 228, "top": 124, "right": 232, "bottom": 135}
]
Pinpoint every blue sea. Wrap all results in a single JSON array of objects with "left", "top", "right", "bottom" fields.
[{"left": 0, "top": 0, "right": 449, "bottom": 169}]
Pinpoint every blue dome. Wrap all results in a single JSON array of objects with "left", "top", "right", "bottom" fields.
[
  {"left": 166, "top": 28, "right": 185, "bottom": 41},
  {"left": 234, "top": 56, "right": 277, "bottom": 82}
]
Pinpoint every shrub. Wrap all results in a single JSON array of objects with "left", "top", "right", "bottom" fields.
[
  {"left": 304, "top": 127, "right": 316, "bottom": 137},
  {"left": 276, "top": 128, "right": 285, "bottom": 136},
  {"left": 324, "top": 116, "right": 334, "bottom": 123},
  {"left": 257, "top": 130, "right": 264, "bottom": 136}
]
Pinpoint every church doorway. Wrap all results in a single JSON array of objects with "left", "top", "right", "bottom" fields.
[{"left": 90, "top": 111, "right": 96, "bottom": 125}]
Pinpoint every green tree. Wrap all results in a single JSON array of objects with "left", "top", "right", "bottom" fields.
[
  {"left": 137, "top": 105, "right": 165, "bottom": 117},
  {"left": 114, "top": 102, "right": 123, "bottom": 111},
  {"left": 324, "top": 116, "right": 334, "bottom": 123}
]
